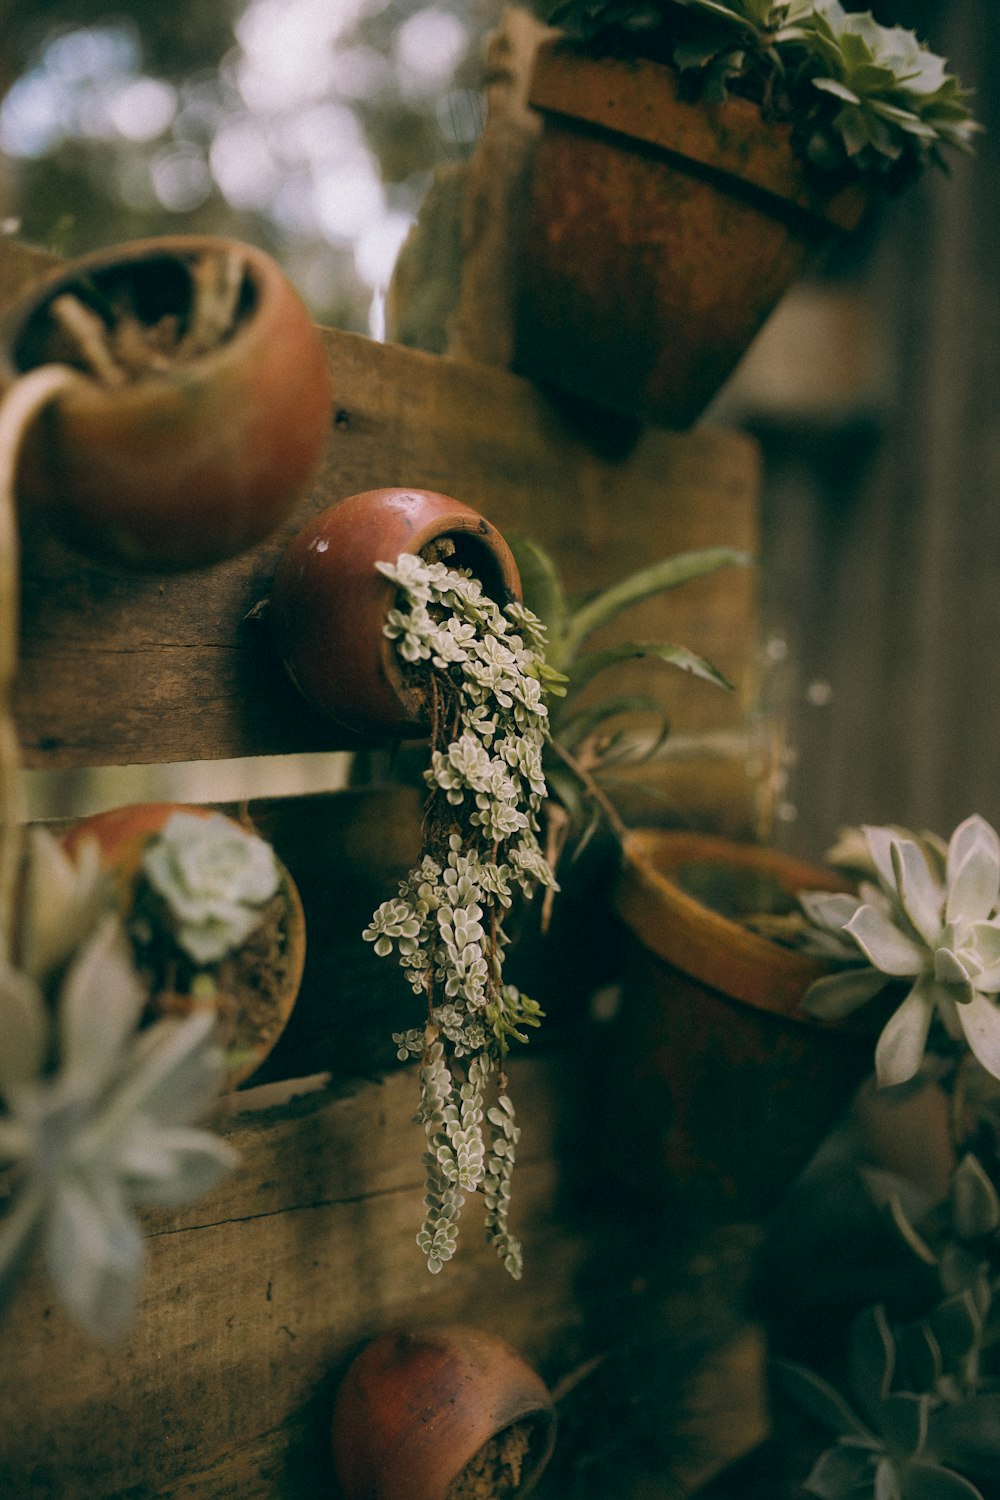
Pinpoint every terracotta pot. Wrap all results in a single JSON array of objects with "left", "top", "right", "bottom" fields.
[
  {"left": 270, "top": 487, "right": 522, "bottom": 736},
  {"left": 608, "top": 830, "right": 874, "bottom": 1220},
  {"left": 64, "top": 802, "right": 306, "bottom": 1087},
  {"left": 331, "top": 1325, "right": 556, "bottom": 1500},
  {"left": 0, "top": 235, "right": 330, "bottom": 569},
  {"left": 515, "top": 42, "right": 870, "bottom": 428}
]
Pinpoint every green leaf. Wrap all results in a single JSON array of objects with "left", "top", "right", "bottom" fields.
[
  {"left": 562, "top": 547, "right": 751, "bottom": 658},
  {"left": 951, "top": 1154, "right": 1000, "bottom": 1241},
  {"left": 813, "top": 76, "right": 863, "bottom": 104},
  {"left": 878, "top": 1392, "right": 930, "bottom": 1460},
  {"left": 506, "top": 535, "right": 568, "bottom": 664},
  {"left": 850, "top": 1305, "right": 895, "bottom": 1420},
  {"left": 804, "top": 1443, "right": 875, "bottom": 1499},
  {"left": 929, "top": 1395, "right": 1000, "bottom": 1478},
  {"left": 901, "top": 1464, "right": 984, "bottom": 1500},
  {"left": 772, "top": 1359, "right": 878, "bottom": 1442},
  {"left": 553, "top": 694, "right": 668, "bottom": 747},
  {"left": 568, "top": 641, "right": 734, "bottom": 694}
]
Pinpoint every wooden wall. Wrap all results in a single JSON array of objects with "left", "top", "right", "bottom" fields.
[{"left": 0, "top": 236, "right": 764, "bottom": 1497}]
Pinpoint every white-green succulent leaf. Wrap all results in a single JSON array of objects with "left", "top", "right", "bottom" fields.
[
  {"left": 950, "top": 1154, "right": 1000, "bottom": 1243},
  {"left": 844, "top": 904, "right": 925, "bottom": 977},
  {"left": 954, "top": 993, "right": 1000, "bottom": 1082},
  {"left": 18, "top": 828, "right": 106, "bottom": 985},
  {"left": 772, "top": 1357, "right": 880, "bottom": 1443},
  {"left": 800, "top": 966, "right": 889, "bottom": 1021},
  {"left": 0, "top": 918, "right": 235, "bottom": 1342},
  {"left": 0, "top": 963, "right": 48, "bottom": 1103},
  {"left": 928, "top": 1395, "right": 1000, "bottom": 1486},
  {"left": 803, "top": 1442, "right": 877, "bottom": 1500},
  {"left": 900, "top": 1462, "right": 986, "bottom": 1499},
  {"left": 946, "top": 817, "right": 1000, "bottom": 926},
  {"left": 874, "top": 976, "right": 936, "bottom": 1088},
  {"left": 849, "top": 1304, "right": 896, "bottom": 1424},
  {"left": 142, "top": 810, "right": 281, "bottom": 967}
]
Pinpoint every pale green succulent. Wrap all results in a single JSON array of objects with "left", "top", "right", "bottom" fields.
[
  {"left": 801, "top": 817, "right": 1000, "bottom": 1089},
  {"left": 533, "top": 0, "right": 979, "bottom": 184},
  {"left": 364, "top": 553, "right": 558, "bottom": 1278},
  {"left": 142, "top": 810, "right": 280, "bottom": 967},
  {"left": 0, "top": 903, "right": 235, "bottom": 1343}
]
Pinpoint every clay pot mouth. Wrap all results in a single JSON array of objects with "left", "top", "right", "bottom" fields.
[
  {"left": 616, "top": 829, "right": 855, "bottom": 1025},
  {"left": 445, "top": 1409, "right": 557, "bottom": 1499},
  {"left": 1, "top": 236, "right": 265, "bottom": 391}
]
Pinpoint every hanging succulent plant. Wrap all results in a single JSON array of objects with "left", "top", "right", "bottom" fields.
[{"left": 362, "top": 551, "right": 564, "bottom": 1278}]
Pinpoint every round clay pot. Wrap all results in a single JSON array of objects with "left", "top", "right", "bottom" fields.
[
  {"left": 515, "top": 42, "right": 870, "bottom": 428},
  {"left": 331, "top": 1325, "right": 556, "bottom": 1500},
  {"left": 608, "top": 830, "right": 875, "bottom": 1220},
  {"left": 270, "top": 487, "right": 522, "bottom": 736},
  {"left": 64, "top": 802, "right": 306, "bottom": 1087},
  {"left": 0, "top": 235, "right": 331, "bottom": 570}
]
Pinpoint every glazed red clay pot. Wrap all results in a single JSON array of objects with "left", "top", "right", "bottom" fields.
[
  {"left": 608, "top": 830, "right": 875, "bottom": 1220},
  {"left": 515, "top": 42, "right": 870, "bottom": 428},
  {"left": 64, "top": 801, "right": 306, "bottom": 1087},
  {"left": 331, "top": 1325, "right": 556, "bottom": 1500},
  {"left": 271, "top": 487, "right": 522, "bottom": 736},
  {"left": 0, "top": 235, "right": 331, "bottom": 569}
]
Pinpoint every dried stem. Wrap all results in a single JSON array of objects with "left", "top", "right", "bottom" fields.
[
  {"left": 547, "top": 735, "right": 630, "bottom": 845},
  {"left": 0, "top": 363, "right": 85, "bottom": 959},
  {"left": 49, "top": 294, "right": 128, "bottom": 388},
  {"left": 176, "top": 250, "right": 245, "bottom": 359}
]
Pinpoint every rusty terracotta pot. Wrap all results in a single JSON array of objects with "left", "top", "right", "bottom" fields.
[
  {"left": 331, "top": 1325, "right": 556, "bottom": 1500},
  {"left": 64, "top": 802, "right": 306, "bottom": 1088},
  {"left": 0, "top": 235, "right": 331, "bottom": 569},
  {"left": 515, "top": 42, "right": 870, "bottom": 428},
  {"left": 608, "top": 830, "right": 875, "bottom": 1220},
  {"left": 270, "top": 487, "right": 522, "bottom": 736}
]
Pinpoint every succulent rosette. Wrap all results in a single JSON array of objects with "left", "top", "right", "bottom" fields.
[
  {"left": 141, "top": 810, "right": 280, "bottom": 967},
  {"left": 801, "top": 816, "right": 1000, "bottom": 1089}
]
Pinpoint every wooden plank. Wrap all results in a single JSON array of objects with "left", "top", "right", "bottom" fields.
[
  {"left": 0, "top": 1055, "right": 588, "bottom": 1499},
  {"left": 4, "top": 241, "right": 759, "bottom": 769}
]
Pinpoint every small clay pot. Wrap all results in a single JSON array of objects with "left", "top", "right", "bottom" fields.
[
  {"left": 64, "top": 801, "right": 306, "bottom": 1087},
  {"left": 270, "top": 488, "right": 522, "bottom": 736},
  {"left": 331, "top": 1325, "right": 556, "bottom": 1500},
  {"left": 515, "top": 42, "right": 870, "bottom": 428},
  {"left": 0, "top": 235, "right": 331, "bottom": 570},
  {"left": 608, "top": 830, "right": 875, "bottom": 1219}
]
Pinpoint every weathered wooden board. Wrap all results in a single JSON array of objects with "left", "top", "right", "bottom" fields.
[
  {"left": 2, "top": 238, "right": 759, "bottom": 771},
  {"left": 0, "top": 1056, "right": 589, "bottom": 1499}
]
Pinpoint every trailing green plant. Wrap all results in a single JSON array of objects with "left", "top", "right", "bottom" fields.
[
  {"left": 531, "top": 0, "right": 979, "bottom": 185},
  {"left": 0, "top": 829, "right": 235, "bottom": 1343},
  {"left": 799, "top": 816, "right": 1000, "bottom": 1090},
  {"left": 363, "top": 552, "right": 563, "bottom": 1278}
]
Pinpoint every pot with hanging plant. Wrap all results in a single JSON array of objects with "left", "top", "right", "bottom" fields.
[
  {"left": 0, "top": 234, "right": 330, "bottom": 570},
  {"left": 513, "top": 0, "right": 979, "bottom": 427},
  {"left": 272, "top": 488, "right": 565, "bottom": 1278},
  {"left": 331, "top": 1324, "right": 556, "bottom": 1500},
  {"left": 61, "top": 801, "right": 306, "bottom": 1088}
]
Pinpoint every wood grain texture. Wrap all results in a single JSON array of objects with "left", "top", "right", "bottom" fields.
[
  {"left": 0, "top": 1055, "right": 588, "bottom": 1500},
  {"left": 3, "top": 239, "right": 759, "bottom": 769}
]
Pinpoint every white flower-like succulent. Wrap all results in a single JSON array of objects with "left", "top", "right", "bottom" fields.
[
  {"left": 0, "top": 915, "right": 235, "bottom": 1342},
  {"left": 142, "top": 811, "right": 280, "bottom": 967},
  {"left": 801, "top": 816, "right": 1000, "bottom": 1088}
]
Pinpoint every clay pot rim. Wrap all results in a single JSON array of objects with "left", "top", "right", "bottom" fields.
[
  {"left": 0, "top": 234, "right": 291, "bottom": 408},
  {"left": 332, "top": 1322, "right": 556, "bottom": 1500},
  {"left": 615, "top": 828, "right": 865, "bottom": 1028},
  {"left": 64, "top": 800, "right": 306, "bottom": 1089},
  {"left": 528, "top": 39, "right": 870, "bottom": 232}
]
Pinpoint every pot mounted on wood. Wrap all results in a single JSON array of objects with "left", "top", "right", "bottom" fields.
[
  {"left": 0, "top": 235, "right": 331, "bottom": 570},
  {"left": 515, "top": 42, "right": 869, "bottom": 429},
  {"left": 331, "top": 1324, "right": 556, "bottom": 1500},
  {"left": 609, "top": 829, "right": 875, "bottom": 1220},
  {"left": 271, "top": 487, "right": 522, "bottom": 736},
  {"left": 63, "top": 801, "right": 306, "bottom": 1088}
]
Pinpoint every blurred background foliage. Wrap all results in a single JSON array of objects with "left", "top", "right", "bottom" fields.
[{"left": 0, "top": 0, "right": 503, "bottom": 334}]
